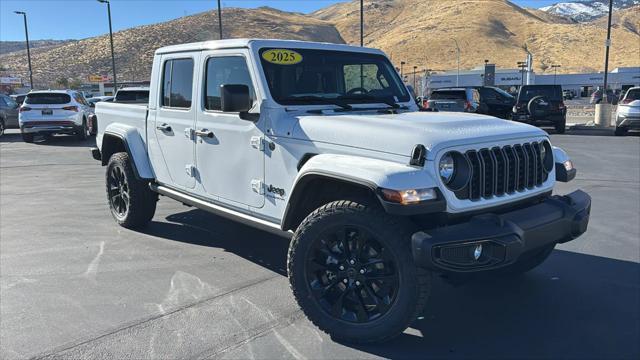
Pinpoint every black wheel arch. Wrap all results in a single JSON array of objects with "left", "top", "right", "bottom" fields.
[
  {"left": 281, "top": 172, "right": 381, "bottom": 232},
  {"left": 100, "top": 132, "right": 144, "bottom": 180}
]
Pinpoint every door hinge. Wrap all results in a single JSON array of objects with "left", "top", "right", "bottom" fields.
[
  {"left": 251, "top": 179, "right": 264, "bottom": 194},
  {"left": 185, "top": 127, "right": 194, "bottom": 140},
  {"left": 185, "top": 164, "right": 196, "bottom": 177},
  {"left": 250, "top": 136, "right": 264, "bottom": 151}
]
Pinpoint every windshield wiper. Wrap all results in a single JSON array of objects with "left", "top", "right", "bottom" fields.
[
  {"left": 281, "top": 95, "right": 352, "bottom": 110},
  {"left": 337, "top": 94, "right": 401, "bottom": 109}
]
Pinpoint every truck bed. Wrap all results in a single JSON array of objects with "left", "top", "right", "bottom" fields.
[{"left": 95, "top": 101, "right": 147, "bottom": 151}]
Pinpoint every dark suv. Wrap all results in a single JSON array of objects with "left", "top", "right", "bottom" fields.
[
  {"left": 512, "top": 85, "right": 567, "bottom": 133},
  {"left": 425, "top": 86, "right": 515, "bottom": 119}
]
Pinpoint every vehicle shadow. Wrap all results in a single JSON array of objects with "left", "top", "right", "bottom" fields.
[
  {"left": 143, "top": 208, "right": 639, "bottom": 359},
  {"left": 0, "top": 132, "right": 97, "bottom": 146}
]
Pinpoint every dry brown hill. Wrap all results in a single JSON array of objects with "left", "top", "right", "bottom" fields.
[
  {"left": 0, "top": 7, "right": 343, "bottom": 87},
  {"left": 311, "top": 0, "right": 640, "bottom": 74},
  {"left": 590, "top": 5, "right": 640, "bottom": 34}
]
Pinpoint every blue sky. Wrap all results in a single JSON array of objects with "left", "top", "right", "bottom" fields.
[{"left": 0, "top": 0, "right": 559, "bottom": 41}]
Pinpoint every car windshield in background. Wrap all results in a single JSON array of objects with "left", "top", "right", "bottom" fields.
[
  {"left": 430, "top": 90, "right": 466, "bottom": 100},
  {"left": 519, "top": 86, "right": 562, "bottom": 101},
  {"left": 626, "top": 89, "right": 640, "bottom": 101},
  {"left": 259, "top": 48, "right": 410, "bottom": 106},
  {"left": 116, "top": 90, "right": 149, "bottom": 103},
  {"left": 25, "top": 93, "right": 71, "bottom": 104},
  {"left": 492, "top": 87, "right": 515, "bottom": 99}
]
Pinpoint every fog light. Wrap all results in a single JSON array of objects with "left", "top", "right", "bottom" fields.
[{"left": 473, "top": 244, "right": 483, "bottom": 260}]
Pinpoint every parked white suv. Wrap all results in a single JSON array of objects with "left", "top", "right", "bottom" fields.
[
  {"left": 19, "top": 90, "right": 93, "bottom": 142},
  {"left": 91, "top": 39, "right": 591, "bottom": 343},
  {"left": 615, "top": 87, "right": 640, "bottom": 136}
]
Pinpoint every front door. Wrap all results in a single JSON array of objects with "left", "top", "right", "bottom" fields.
[
  {"left": 153, "top": 55, "right": 198, "bottom": 189},
  {"left": 195, "top": 51, "right": 264, "bottom": 209}
]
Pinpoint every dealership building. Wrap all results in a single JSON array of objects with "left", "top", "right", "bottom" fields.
[{"left": 426, "top": 66, "right": 640, "bottom": 97}]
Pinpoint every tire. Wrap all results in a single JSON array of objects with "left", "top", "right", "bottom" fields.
[
  {"left": 555, "top": 117, "right": 566, "bottom": 134},
  {"left": 288, "top": 200, "right": 431, "bottom": 344},
  {"left": 500, "top": 243, "right": 555, "bottom": 275},
  {"left": 21, "top": 132, "right": 34, "bottom": 143},
  {"left": 76, "top": 118, "right": 89, "bottom": 140},
  {"left": 0, "top": 118, "right": 5, "bottom": 136},
  {"left": 614, "top": 127, "right": 628, "bottom": 136},
  {"left": 106, "top": 152, "right": 157, "bottom": 229}
]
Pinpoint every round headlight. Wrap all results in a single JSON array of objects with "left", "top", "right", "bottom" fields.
[{"left": 439, "top": 153, "right": 455, "bottom": 183}]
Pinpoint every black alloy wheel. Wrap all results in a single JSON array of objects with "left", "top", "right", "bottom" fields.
[
  {"left": 307, "top": 225, "right": 400, "bottom": 323},
  {"left": 107, "top": 164, "right": 130, "bottom": 219}
]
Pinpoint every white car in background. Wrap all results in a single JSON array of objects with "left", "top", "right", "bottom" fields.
[
  {"left": 615, "top": 87, "right": 640, "bottom": 136},
  {"left": 19, "top": 90, "right": 93, "bottom": 143}
]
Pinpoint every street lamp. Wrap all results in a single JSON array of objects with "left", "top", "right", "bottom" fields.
[
  {"left": 413, "top": 65, "right": 418, "bottom": 91},
  {"left": 360, "top": 0, "right": 364, "bottom": 46},
  {"left": 517, "top": 61, "right": 527, "bottom": 87},
  {"left": 602, "top": 0, "right": 613, "bottom": 103},
  {"left": 400, "top": 61, "right": 406, "bottom": 80},
  {"left": 97, "top": 0, "right": 117, "bottom": 90},
  {"left": 452, "top": 39, "right": 460, "bottom": 86},
  {"left": 13, "top": 11, "right": 33, "bottom": 89},
  {"left": 551, "top": 64, "right": 561, "bottom": 84},
  {"left": 217, "top": 0, "right": 223, "bottom": 39}
]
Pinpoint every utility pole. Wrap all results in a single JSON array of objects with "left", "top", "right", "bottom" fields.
[
  {"left": 360, "top": 0, "right": 364, "bottom": 46},
  {"left": 97, "top": 0, "right": 117, "bottom": 91},
  {"left": 413, "top": 66, "right": 418, "bottom": 91},
  {"left": 14, "top": 11, "right": 33, "bottom": 89},
  {"left": 453, "top": 39, "right": 460, "bottom": 86},
  {"left": 602, "top": 0, "right": 613, "bottom": 102},
  {"left": 217, "top": 0, "right": 223, "bottom": 40},
  {"left": 551, "top": 64, "right": 561, "bottom": 84}
]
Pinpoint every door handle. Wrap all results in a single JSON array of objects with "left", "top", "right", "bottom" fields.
[
  {"left": 194, "top": 129, "right": 214, "bottom": 138},
  {"left": 156, "top": 123, "right": 172, "bottom": 132}
]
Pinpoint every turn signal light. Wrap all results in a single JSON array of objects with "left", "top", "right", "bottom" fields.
[
  {"left": 62, "top": 106, "right": 78, "bottom": 112},
  {"left": 380, "top": 188, "right": 437, "bottom": 205}
]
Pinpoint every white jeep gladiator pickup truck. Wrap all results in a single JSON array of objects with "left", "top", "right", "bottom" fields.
[{"left": 91, "top": 39, "right": 591, "bottom": 343}]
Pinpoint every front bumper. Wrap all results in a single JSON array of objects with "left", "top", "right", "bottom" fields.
[
  {"left": 616, "top": 115, "right": 640, "bottom": 129},
  {"left": 411, "top": 190, "right": 591, "bottom": 273}
]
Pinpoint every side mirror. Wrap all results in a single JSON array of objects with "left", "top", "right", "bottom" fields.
[{"left": 220, "top": 84, "right": 252, "bottom": 113}]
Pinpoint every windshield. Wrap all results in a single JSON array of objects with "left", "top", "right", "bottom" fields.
[
  {"left": 25, "top": 93, "right": 71, "bottom": 105},
  {"left": 115, "top": 90, "right": 149, "bottom": 103},
  {"left": 259, "top": 48, "right": 410, "bottom": 106},
  {"left": 625, "top": 88, "right": 640, "bottom": 101},
  {"left": 430, "top": 90, "right": 466, "bottom": 100},
  {"left": 518, "top": 86, "right": 562, "bottom": 102},
  {"left": 492, "top": 87, "right": 514, "bottom": 99}
]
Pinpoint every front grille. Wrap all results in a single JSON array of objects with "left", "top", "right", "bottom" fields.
[{"left": 455, "top": 141, "right": 549, "bottom": 201}]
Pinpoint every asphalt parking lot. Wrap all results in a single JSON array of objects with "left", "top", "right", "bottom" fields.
[{"left": 1, "top": 128, "right": 639, "bottom": 359}]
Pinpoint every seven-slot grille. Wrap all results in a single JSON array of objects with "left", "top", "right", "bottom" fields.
[{"left": 455, "top": 141, "right": 549, "bottom": 201}]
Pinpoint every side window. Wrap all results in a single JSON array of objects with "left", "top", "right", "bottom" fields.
[
  {"left": 205, "top": 56, "right": 255, "bottom": 111},
  {"left": 161, "top": 58, "right": 194, "bottom": 108}
]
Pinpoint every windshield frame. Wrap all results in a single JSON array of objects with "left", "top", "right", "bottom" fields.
[{"left": 255, "top": 46, "right": 411, "bottom": 108}]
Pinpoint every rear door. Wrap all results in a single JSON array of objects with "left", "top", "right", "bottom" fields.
[
  {"left": 152, "top": 54, "right": 198, "bottom": 190},
  {"left": 194, "top": 50, "right": 265, "bottom": 209}
]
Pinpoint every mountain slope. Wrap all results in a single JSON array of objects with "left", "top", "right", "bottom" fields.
[
  {"left": 0, "top": 40, "right": 74, "bottom": 56},
  {"left": 0, "top": 7, "right": 343, "bottom": 86},
  {"left": 312, "top": 0, "right": 640, "bottom": 74},
  {"left": 589, "top": 5, "right": 640, "bottom": 34},
  {"left": 540, "top": 0, "right": 640, "bottom": 22}
]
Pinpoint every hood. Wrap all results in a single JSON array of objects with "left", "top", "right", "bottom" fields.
[{"left": 292, "top": 111, "right": 548, "bottom": 160}]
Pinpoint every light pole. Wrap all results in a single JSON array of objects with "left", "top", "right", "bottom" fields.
[
  {"left": 602, "top": 0, "right": 613, "bottom": 103},
  {"left": 97, "top": 0, "right": 117, "bottom": 91},
  {"left": 413, "top": 66, "right": 417, "bottom": 90},
  {"left": 360, "top": 0, "right": 364, "bottom": 46},
  {"left": 453, "top": 39, "right": 460, "bottom": 86},
  {"left": 217, "top": 0, "right": 223, "bottom": 39},
  {"left": 400, "top": 61, "right": 406, "bottom": 81},
  {"left": 14, "top": 11, "right": 33, "bottom": 89},
  {"left": 517, "top": 61, "right": 527, "bottom": 87},
  {"left": 551, "top": 64, "right": 561, "bottom": 84}
]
